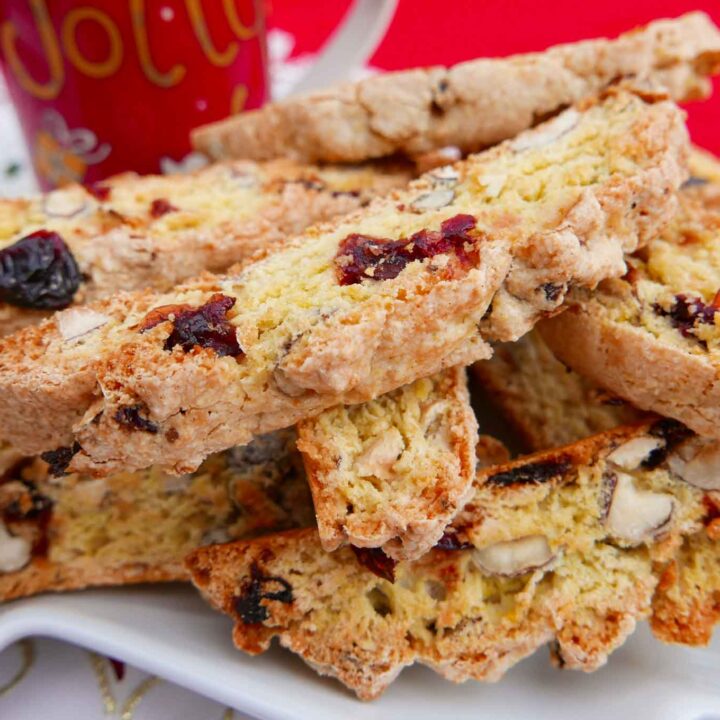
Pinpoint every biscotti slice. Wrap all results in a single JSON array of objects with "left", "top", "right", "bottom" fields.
[
  {"left": 192, "top": 13, "right": 719, "bottom": 165},
  {"left": 296, "top": 367, "right": 478, "bottom": 561},
  {"left": 0, "top": 429, "right": 314, "bottom": 601},
  {"left": 540, "top": 176, "right": 720, "bottom": 439},
  {"left": 0, "top": 88, "right": 687, "bottom": 474},
  {"left": 186, "top": 419, "right": 718, "bottom": 699},
  {"left": 473, "top": 331, "right": 646, "bottom": 451},
  {"left": 0, "top": 159, "right": 411, "bottom": 336}
]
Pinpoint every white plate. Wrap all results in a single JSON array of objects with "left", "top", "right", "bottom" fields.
[{"left": 0, "top": 583, "right": 719, "bottom": 720}]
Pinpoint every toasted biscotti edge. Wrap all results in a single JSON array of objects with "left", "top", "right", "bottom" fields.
[
  {"left": 472, "top": 331, "right": 647, "bottom": 451},
  {"left": 296, "top": 367, "right": 478, "bottom": 561},
  {"left": 191, "top": 12, "right": 720, "bottom": 164},
  {"left": 539, "top": 303, "right": 720, "bottom": 438},
  {"left": 186, "top": 420, "right": 718, "bottom": 699},
  {"left": 651, "top": 530, "right": 720, "bottom": 646}
]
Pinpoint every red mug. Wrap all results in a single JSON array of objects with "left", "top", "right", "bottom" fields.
[{"left": 0, "top": 0, "right": 396, "bottom": 189}]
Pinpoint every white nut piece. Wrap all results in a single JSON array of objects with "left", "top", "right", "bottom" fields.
[
  {"left": 607, "top": 436, "right": 663, "bottom": 470},
  {"left": 43, "top": 186, "right": 88, "bottom": 217},
  {"left": 429, "top": 164, "right": 460, "bottom": 185},
  {"left": 477, "top": 173, "right": 507, "bottom": 199},
  {"left": 604, "top": 473, "right": 674, "bottom": 544},
  {"left": 74, "top": 478, "right": 108, "bottom": 507},
  {"left": 410, "top": 188, "right": 455, "bottom": 212},
  {"left": 356, "top": 428, "right": 405, "bottom": 479},
  {"left": 57, "top": 307, "right": 110, "bottom": 342},
  {"left": 511, "top": 108, "right": 581, "bottom": 152},
  {"left": 472, "top": 534, "right": 554, "bottom": 577},
  {"left": 0, "top": 520, "right": 31, "bottom": 574},
  {"left": 272, "top": 367, "right": 307, "bottom": 397},
  {"left": 667, "top": 439, "right": 720, "bottom": 490}
]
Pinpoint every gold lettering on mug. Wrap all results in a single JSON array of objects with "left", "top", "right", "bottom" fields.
[
  {"left": 130, "top": 0, "right": 186, "bottom": 87},
  {"left": 223, "top": 0, "right": 261, "bottom": 41},
  {"left": 186, "top": 0, "right": 238, "bottom": 67},
  {"left": 231, "top": 83, "right": 248, "bottom": 114},
  {"left": 62, "top": 7, "right": 123, "bottom": 79},
  {"left": 0, "top": 0, "right": 64, "bottom": 100}
]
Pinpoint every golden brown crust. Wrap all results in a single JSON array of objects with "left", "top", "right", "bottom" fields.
[
  {"left": 192, "top": 13, "right": 720, "bottom": 164},
  {"left": 187, "top": 421, "right": 717, "bottom": 699},
  {"left": 651, "top": 530, "right": 720, "bottom": 645},
  {"left": 0, "top": 160, "right": 412, "bottom": 337},
  {"left": 0, "top": 90, "right": 688, "bottom": 476},
  {"left": 296, "top": 367, "right": 478, "bottom": 560},
  {"left": 540, "top": 305, "right": 720, "bottom": 438},
  {"left": 473, "top": 332, "right": 647, "bottom": 452}
]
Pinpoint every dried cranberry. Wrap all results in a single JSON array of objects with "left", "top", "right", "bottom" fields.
[
  {"left": 335, "top": 213, "right": 478, "bottom": 285},
  {"left": 115, "top": 404, "right": 158, "bottom": 434},
  {"left": 351, "top": 546, "right": 397, "bottom": 582},
  {"left": 542, "top": 283, "right": 564, "bottom": 302},
  {"left": 142, "top": 293, "right": 243, "bottom": 357},
  {"left": 86, "top": 182, "right": 111, "bottom": 201},
  {"left": 233, "top": 563, "right": 293, "bottom": 624},
  {"left": 3, "top": 479, "right": 53, "bottom": 521},
  {"left": 643, "top": 419, "right": 694, "bottom": 468},
  {"left": 0, "top": 230, "right": 81, "bottom": 309},
  {"left": 653, "top": 294, "right": 720, "bottom": 339},
  {"left": 150, "top": 198, "right": 178, "bottom": 218},
  {"left": 487, "top": 458, "right": 571, "bottom": 486},
  {"left": 41, "top": 442, "right": 80, "bottom": 477},
  {"left": 434, "top": 530, "right": 472, "bottom": 550}
]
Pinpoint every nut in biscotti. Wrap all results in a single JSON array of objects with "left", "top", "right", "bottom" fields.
[
  {"left": 0, "top": 88, "right": 688, "bottom": 476},
  {"left": 186, "top": 421, "right": 719, "bottom": 700}
]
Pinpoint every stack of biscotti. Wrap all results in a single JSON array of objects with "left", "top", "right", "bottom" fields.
[{"left": 1, "top": 11, "right": 720, "bottom": 703}]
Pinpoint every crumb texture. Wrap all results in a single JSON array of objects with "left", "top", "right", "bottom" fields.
[{"left": 297, "top": 367, "right": 478, "bottom": 560}]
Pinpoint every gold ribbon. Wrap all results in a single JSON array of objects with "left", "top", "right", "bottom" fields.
[{"left": 0, "top": 640, "right": 35, "bottom": 697}]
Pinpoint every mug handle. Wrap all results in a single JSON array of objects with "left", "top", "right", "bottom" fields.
[{"left": 285, "top": 0, "right": 398, "bottom": 96}]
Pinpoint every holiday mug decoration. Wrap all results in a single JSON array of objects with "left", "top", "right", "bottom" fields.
[{"left": 0, "top": 0, "right": 396, "bottom": 189}]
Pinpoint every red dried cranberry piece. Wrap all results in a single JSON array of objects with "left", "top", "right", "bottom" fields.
[
  {"left": 351, "top": 546, "right": 397, "bottom": 582},
  {"left": 86, "top": 182, "right": 111, "bottom": 201},
  {"left": 2, "top": 479, "right": 53, "bottom": 522},
  {"left": 233, "top": 563, "right": 294, "bottom": 624},
  {"left": 142, "top": 293, "right": 243, "bottom": 357},
  {"left": 150, "top": 198, "right": 178, "bottom": 218},
  {"left": 335, "top": 213, "right": 478, "bottom": 285},
  {"left": 115, "top": 404, "right": 158, "bottom": 433},
  {"left": 0, "top": 230, "right": 81, "bottom": 309},
  {"left": 41, "top": 442, "right": 81, "bottom": 477},
  {"left": 653, "top": 293, "right": 720, "bottom": 339},
  {"left": 435, "top": 530, "right": 472, "bottom": 550},
  {"left": 487, "top": 458, "right": 571, "bottom": 486}
]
